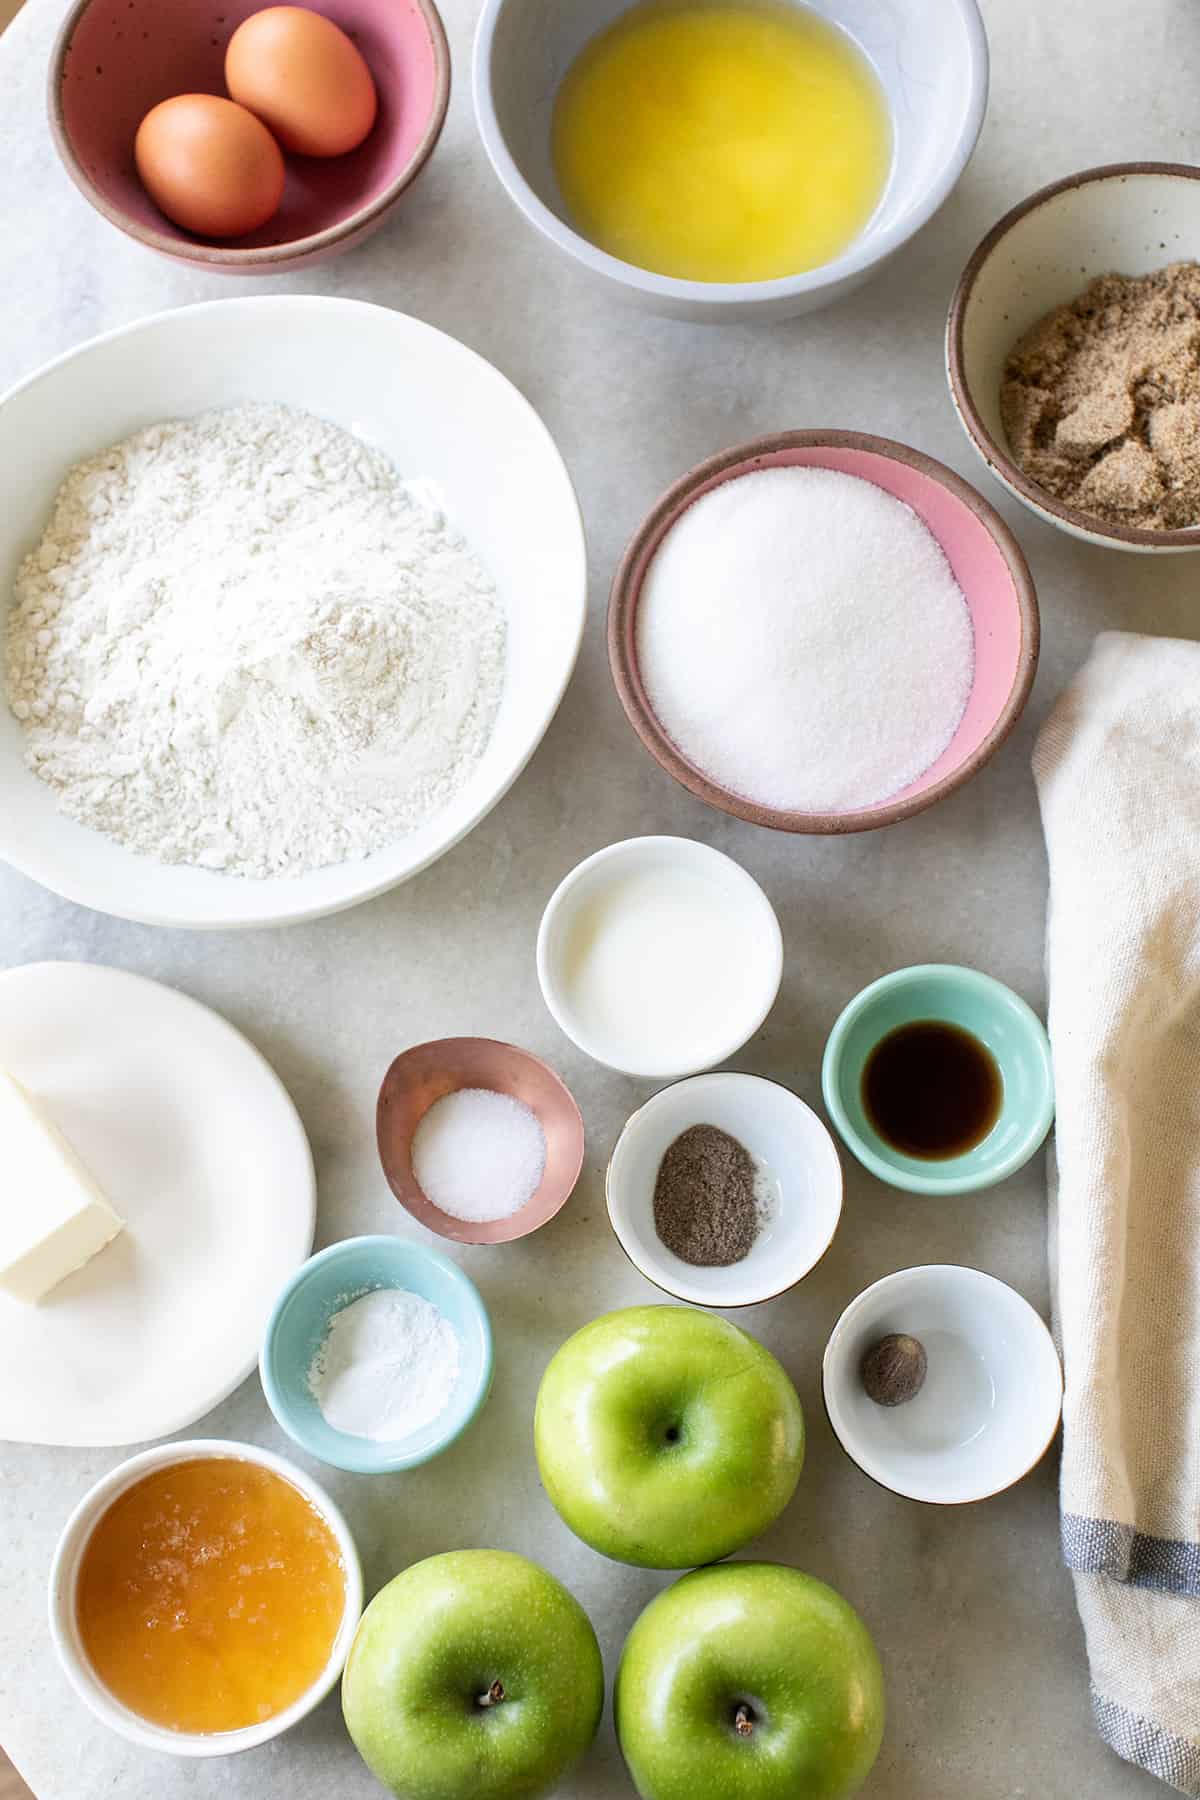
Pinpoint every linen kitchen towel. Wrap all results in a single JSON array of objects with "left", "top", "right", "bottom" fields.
[{"left": 1034, "top": 631, "right": 1200, "bottom": 1795}]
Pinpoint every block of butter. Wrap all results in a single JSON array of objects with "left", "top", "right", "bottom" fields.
[{"left": 0, "top": 1069, "right": 124, "bottom": 1303}]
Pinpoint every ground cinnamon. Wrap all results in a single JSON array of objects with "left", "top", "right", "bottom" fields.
[
  {"left": 1000, "top": 262, "right": 1200, "bottom": 530},
  {"left": 652, "top": 1123, "right": 760, "bottom": 1267}
]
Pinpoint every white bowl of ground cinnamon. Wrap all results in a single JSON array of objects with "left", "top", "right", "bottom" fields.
[
  {"left": 947, "top": 162, "right": 1200, "bottom": 552},
  {"left": 605, "top": 1071, "right": 843, "bottom": 1308}
]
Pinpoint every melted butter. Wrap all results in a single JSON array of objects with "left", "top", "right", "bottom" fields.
[
  {"left": 76, "top": 1457, "right": 346, "bottom": 1734},
  {"left": 552, "top": 0, "right": 891, "bottom": 284}
]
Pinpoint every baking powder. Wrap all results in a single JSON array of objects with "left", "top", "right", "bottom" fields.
[{"left": 307, "top": 1287, "right": 462, "bottom": 1441}]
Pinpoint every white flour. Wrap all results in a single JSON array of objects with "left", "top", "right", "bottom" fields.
[
  {"left": 308, "top": 1286, "right": 463, "bottom": 1441},
  {"left": 5, "top": 403, "right": 506, "bottom": 878}
]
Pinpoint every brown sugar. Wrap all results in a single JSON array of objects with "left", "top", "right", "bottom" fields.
[{"left": 999, "top": 262, "right": 1200, "bottom": 530}]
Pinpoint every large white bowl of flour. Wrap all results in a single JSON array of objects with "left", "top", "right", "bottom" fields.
[{"left": 0, "top": 298, "right": 585, "bottom": 926}]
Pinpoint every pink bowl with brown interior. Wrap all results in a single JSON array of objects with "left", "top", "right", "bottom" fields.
[
  {"left": 48, "top": 0, "right": 449, "bottom": 271},
  {"left": 377, "top": 1038, "right": 585, "bottom": 1246},
  {"left": 609, "top": 430, "right": 1039, "bottom": 835}
]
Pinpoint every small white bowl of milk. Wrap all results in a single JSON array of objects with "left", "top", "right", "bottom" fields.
[{"left": 535, "top": 836, "right": 783, "bottom": 1081}]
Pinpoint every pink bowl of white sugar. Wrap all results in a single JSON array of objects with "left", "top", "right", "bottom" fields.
[{"left": 609, "top": 431, "right": 1039, "bottom": 834}]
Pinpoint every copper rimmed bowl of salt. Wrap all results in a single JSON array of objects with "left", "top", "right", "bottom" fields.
[
  {"left": 376, "top": 1037, "right": 585, "bottom": 1245},
  {"left": 608, "top": 430, "right": 1039, "bottom": 835}
]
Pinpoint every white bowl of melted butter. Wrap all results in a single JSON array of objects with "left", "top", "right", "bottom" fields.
[
  {"left": 536, "top": 836, "right": 783, "bottom": 1080},
  {"left": 474, "top": 0, "right": 989, "bottom": 322}
]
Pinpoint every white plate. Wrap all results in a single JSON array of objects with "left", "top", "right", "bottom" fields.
[
  {"left": 0, "top": 962, "right": 315, "bottom": 1447},
  {"left": 0, "top": 297, "right": 586, "bottom": 926}
]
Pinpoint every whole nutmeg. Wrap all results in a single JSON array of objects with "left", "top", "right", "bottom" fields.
[{"left": 860, "top": 1333, "right": 927, "bottom": 1407}]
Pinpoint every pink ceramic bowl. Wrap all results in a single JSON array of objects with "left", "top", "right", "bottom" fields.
[
  {"left": 609, "top": 431, "right": 1039, "bottom": 835},
  {"left": 48, "top": 0, "right": 450, "bottom": 272}
]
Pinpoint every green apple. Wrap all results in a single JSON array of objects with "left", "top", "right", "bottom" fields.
[
  {"left": 342, "top": 1549, "right": 604, "bottom": 1800},
  {"left": 615, "top": 1562, "right": 885, "bottom": 1800},
  {"left": 533, "top": 1305, "right": 804, "bottom": 1568}
]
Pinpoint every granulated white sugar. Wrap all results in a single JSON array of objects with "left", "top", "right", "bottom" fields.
[
  {"left": 635, "top": 466, "right": 974, "bottom": 813},
  {"left": 411, "top": 1088, "right": 547, "bottom": 1223}
]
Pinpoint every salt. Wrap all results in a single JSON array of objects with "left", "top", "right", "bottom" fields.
[
  {"left": 307, "top": 1287, "right": 462, "bottom": 1442},
  {"left": 636, "top": 466, "right": 975, "bottom": 813},
  {"left": 411, "top": 1088, "right": 547, "bottom": 1223}
]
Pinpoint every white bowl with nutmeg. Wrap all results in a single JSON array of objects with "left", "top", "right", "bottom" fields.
[
  {"left": 947, "top": 163, "right": 1200, "bottom": 552},
  {"left": 822, "top": 1265, "right": 1062, "bottom": 1505}
]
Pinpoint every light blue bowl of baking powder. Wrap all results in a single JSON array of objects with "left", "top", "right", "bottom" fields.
[{"left": 260, "top": 1235, "right": 494, "bottom": 1475}]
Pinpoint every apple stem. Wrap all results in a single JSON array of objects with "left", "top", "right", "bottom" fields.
[
  {"left": 479, "top": 1681, "right": 505, "bottom": 1708},
  {"left": 734, "top": 1705, "right": 755, "bottom": 1737}
]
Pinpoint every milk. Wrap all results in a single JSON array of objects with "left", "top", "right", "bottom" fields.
[{"left": 558, "top": 866, "right": 761, "bottom": 1074}]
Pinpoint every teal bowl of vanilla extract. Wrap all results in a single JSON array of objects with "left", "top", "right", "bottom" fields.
[{"left": 821, "top": 964, "right": 1055, "bottom": 1196}]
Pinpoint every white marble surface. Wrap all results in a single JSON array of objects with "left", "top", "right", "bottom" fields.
[{"left": 2, "top": 0, "right": 1198, "bottom": 1794}]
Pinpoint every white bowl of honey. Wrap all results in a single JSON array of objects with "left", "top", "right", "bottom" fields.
[{"left": 48, "top": 1439, "right": 363, "bottom": 1756}]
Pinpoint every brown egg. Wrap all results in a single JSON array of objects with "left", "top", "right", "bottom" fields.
[
  {"left": 134, "top": 94, "right": 285, "bottom": 238},
  {"left": 225, "top": 7, "right": 378, "bottom": 159}
]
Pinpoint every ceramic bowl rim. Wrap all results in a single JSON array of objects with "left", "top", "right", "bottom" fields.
[
  {"left": 821, "top": 1262, "right": 1064, "bottom": 1504},
  {"left": 47, "top": 1436, "right": 364, "bottom": 1755},
  {"left": 820, "top": 962, "right": 1055, "bottom": 1194},
  {"left": 608, "top": 431, "right": 1039, "bottom": 834},
  {"left": 375, "top": 1036, "right": 586, "bottom": 1245},
  {"left": 605, "top": 1070, "right": 844, "bottom": 1306},
  {"left": 258, "top": 1234, "right": 495, "bottom": 1474},
  {"left": 946, "top": 160, "right": 1200, "bottom": 549},
  {"left": 471, "top": 0, "right": 988, "bottom": 308},
  {"left": 46, "top": 0, "right": 452, "bottom": 267},
  {"left": 535, "top": 835, "right": 784, "bottom": 1080}
]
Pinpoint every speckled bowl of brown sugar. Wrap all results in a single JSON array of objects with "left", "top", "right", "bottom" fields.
[{"left": 948, "top": 162, "right": 1200, "bottom": 552}]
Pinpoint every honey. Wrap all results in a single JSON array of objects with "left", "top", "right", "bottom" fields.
[{"left": 75, "top": 1457, "right": 346, "bottom": 1734}]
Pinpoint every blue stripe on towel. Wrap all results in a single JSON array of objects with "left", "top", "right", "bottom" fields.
[
  {"left": 1092, "top": 1689, "right": 1200, "bottom": 1797},
  {"left": 1063, "top": 1517, "right": 1200, "bottom": 1595}
]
